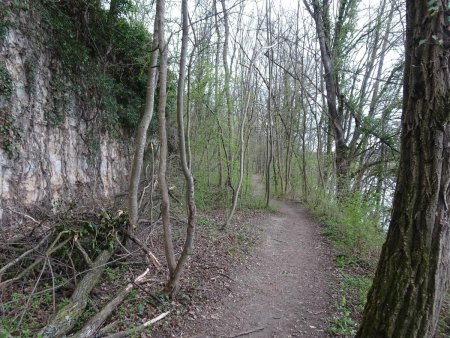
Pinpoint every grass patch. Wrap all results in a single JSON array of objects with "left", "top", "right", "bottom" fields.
[
  {"left": 238, "top": 193, "right": 277, "bottom": 213},
  {"left": 308, "top": 190, "right": 385, "bottom": 263},
  {"left": 330, "top": 296, "right": 356, "bottom": 336}
]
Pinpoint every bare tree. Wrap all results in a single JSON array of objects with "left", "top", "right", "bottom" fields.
[
  {"left": 156, "top": 0, "right": 176, "bottom": 275},
  {"left": 165, "top": 0, "right": 197, "bottom": 295},
  {"left": 128, "top": 11, "right": 159, "bottom": 230}
]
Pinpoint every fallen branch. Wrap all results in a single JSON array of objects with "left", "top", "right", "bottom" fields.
[
  {"left": 0, "top": 233, "right": 50, "bottom": 277},
  {"left": 104, "top": 311, "right": 170, "bottom": 338},
  {"left": 74, "top": 240, "right": 93, "bottom": 267},
  {"left": 0, "top": 237, "right": 71, "bottom": 288},
  {"left": 97, "top": 321, "right": 118, "bottom": 336},
  {"left": 124, "top": 230, "right": 161, "bottom": 269},
  {"left": 39, "top": 249, "right": 113, "bottom": 338},
  {"left": 229, "top": 327, "right": 265, "bottom": 337},
  {"left": 72, "top": 269, "right": 150, "bottom": 338}
]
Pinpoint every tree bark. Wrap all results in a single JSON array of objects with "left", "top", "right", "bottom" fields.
[
  {"left": 357, "top": 1, "right": 450, "bottom": 336},
  {"left": 304, "top": 0, "right": 351, "bottom": 198},
  {"left": 156, "top": 0, "right": 176, "bottom": 275},
  {"left": 166, "top": 0, "right": 196, "bottom": 296},
  {"left": 39, "top": 250, "right": 112, "bottom": 338},
  {"left": 127, "top": 15, "right": 159, "bottom": 229},
  {"left": 72, "top": 269, "right": 150, "bottom": 338}
]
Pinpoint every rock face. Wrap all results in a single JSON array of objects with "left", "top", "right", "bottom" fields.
[{"left": 0, "top": 7, "right": 131, "bottom": 223}]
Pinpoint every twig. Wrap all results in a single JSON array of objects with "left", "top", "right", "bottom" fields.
[
  {"left": 0, "top": 237, "right": 71, "bottom": 288},
  {"left": 124, "top": 230, "right": 161, "bottom": 269},
  {"left": 0, "top": 233, "right": 51, "bottom": 277},
  {"left": 47, "top": 256, "right": 56, "bottom": 313},
  {"left": 229, "top": 327, "right": 265, "bottom": 337},
  {"left": 5, "top": 207, "right": 40, "bottom": 224},
  {"left": 104, "top": 311, "right": 170, "bottom": 338},
  {"left": 218, "top": 272, "right": 234, "bottom": 281},
  {"left": 168, "top": 190, "right": 182, "bottom": 204},
  {"left": 271, "top": 238, "right": 288, "bottom": 244},
  {"left": 74, "top": 240, "right": 94, "bottom": 267},
  {"left": 18, "top": 259, "right": 47, "bottom": 327},
  {"left": 114, "top": 231, "right": 131, "bottom": 255},
  {"left": 0, "top": 327, "right": 12, "bottom": 337}
]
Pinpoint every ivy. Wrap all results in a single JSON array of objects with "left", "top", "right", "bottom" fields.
[
  {"left": 45, "top": 74, "right": 71, "bottom": 127},
  {"left": 0, "top": 65, "right": 13, "bottom": 99},
  {"left": 0, "top": 65, "right": 20, "bottom": 158},
  {"left": 36, "top": 0, "right": 151, "bottom": 132}
]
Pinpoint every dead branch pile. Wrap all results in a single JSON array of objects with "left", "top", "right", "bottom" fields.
[{"left": 0, "top": 203, "right": 164, "bottom": 337}]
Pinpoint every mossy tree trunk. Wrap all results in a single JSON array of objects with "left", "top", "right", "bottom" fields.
[
  {"left": 39, "top": 250, "right": 113, "bottom": 338},
  {"left": 357, "top": 1, "right": 450, "bottom": 337}
]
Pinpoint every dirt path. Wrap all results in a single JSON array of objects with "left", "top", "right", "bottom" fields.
[{"left": 188, "top": 175, "right": 336, "bottom": 337}]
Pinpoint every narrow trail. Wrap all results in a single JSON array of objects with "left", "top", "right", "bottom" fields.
[{"left": 190, "top": 175, "right": 336, "bottom": 337}]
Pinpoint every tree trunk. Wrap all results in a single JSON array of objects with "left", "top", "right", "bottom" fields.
[
  {"left": 304, "top": 0, "right": 351, "bottom": 198},
  {"left": 220, "top": 0, "right": 234, "bottom": 182},
  {"left": 156, "top": 0, "right": 176, "bottom": 275},
  {"left": 357, "top": 1, "right": 450, "bottom": 336},
  {"left": 224, "top": 48, "right": 261, "bottom": 227},
  {"left": 127, "top": 16, "right": 159, "bottom": 229},
  {"left": 166, "top": 0, "right": 196, "bottom": 296}
]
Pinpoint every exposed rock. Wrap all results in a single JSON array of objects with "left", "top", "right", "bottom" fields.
[{"left": 0, "top": 5, "right": 131, "bottom": 223}]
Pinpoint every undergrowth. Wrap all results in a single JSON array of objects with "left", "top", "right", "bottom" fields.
[{"left": 194, "top": 171, "right": 276, "bottom": 213}]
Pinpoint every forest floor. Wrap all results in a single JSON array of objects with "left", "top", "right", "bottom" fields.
[
  {"left": 179, "top": 175, "right": 337, "bottom": 337},
  {"left": 0, "top": 175, "right": 337, "bottom": 337}
]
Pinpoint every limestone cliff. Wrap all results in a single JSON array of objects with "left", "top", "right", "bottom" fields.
[{"left": 0, "top": 2, "right": 139, "bottom": 222}]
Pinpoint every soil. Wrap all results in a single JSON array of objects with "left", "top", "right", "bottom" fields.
[{"left": 181, "top": 176, "right": 337, "bottom": 337}]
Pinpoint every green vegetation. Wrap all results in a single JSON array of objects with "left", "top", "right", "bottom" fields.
[
  {"left": 302, "top": 187, "right": 385, "bottom": 335},
  {"left": 309, "top": 190, "right": 384, "bottom": 263},
  {"left": 438, "top": 293, "right": 450, "bottom": 337},
  {"left": 0, "top": 65, "right": 13, "bottom": 98},
  {"left": 194, "top": 170, "right": 275, "bottom": 213},
  {"left": 0, "top": 0, "right": 160, "bottom": 156},
  {"left": 330, "top": 296, "right": 356, "bottom": 336},
  {"left": 0, "top": 286, "right": 62, "bottom": 336},
  {"left": 35, "top": 0, "right": 151, "bottom": 132},
  {"left": 0, "top": 64, "right": 21, "bottom": 157}
]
